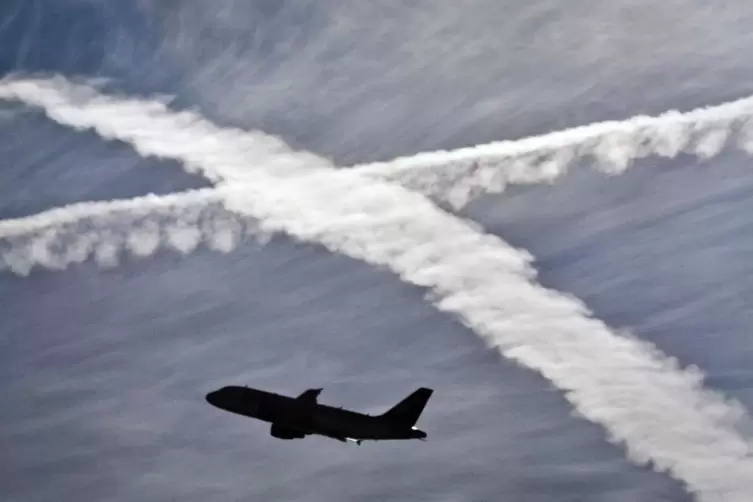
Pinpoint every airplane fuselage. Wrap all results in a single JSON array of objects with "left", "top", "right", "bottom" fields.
[{"left": 205, "top": 386, "right": 428, "bottom": 443}]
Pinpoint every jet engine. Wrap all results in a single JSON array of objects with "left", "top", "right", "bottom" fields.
[{"left": 270, "top": 423, "right": 305, "bottom": 440}]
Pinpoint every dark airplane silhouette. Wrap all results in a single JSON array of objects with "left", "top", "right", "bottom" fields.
[{"left": 205, "top": 385, "right": 433, "bottom": 445}]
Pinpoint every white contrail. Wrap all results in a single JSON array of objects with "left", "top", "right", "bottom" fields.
[
  {"left": 8, "top": 75, "right": 753, "bottom": 212},
  {"left": 0, "top": 188, "right": 222, "bottom": 239},
  {"left": 351, "top": 96, "right": 753, "bottom": 208},
  {"left": 0, "top": 187, "right": 262, "bottom": 275},
  {"left": 2, "top": 75, "right": 753, "bottom": 500},
  {"left": 0, "top": 75, "right": 333, "bottom": 184}
]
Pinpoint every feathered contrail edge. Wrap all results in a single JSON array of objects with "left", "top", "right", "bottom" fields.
[
  {"left": 0, "top": 187, "right": 273, "bottom": 275},
  {"left": 351, "top": 95, "right": 753, "bottom": 208}
]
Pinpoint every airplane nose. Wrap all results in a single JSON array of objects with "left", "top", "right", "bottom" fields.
[{"left": 205, "top": 390, "right": 220, "bottom": 406}]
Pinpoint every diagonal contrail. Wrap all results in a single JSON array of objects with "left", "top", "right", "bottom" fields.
[
  {"left": 2, "top": 74, "right": 753, "bottom": 500},
  {"left": 0, "top": 75, "right": 334, "bottom": 184}
]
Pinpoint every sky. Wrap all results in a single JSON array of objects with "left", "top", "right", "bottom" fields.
[{"left": 3, "top": 1, "right": 753, "bottom": 501}]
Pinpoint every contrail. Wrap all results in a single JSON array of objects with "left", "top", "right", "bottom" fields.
[
  {"left": 0, "top": 188, "right": 222, "bottom": 239},
  {"left": 0, "top": 187, "right": 259, "bottom": 275},
  {"left": 3, "top": 75, "right": 753, "bottom": 500},
  {"left": 0, "top": 75, "right": 334, "bottom": 184},
  {"left": 8, "top": 75, "right": 753, "bottom": 212},
  {"left": 350, "top": 96, "right": 753, "bottom": 208}
]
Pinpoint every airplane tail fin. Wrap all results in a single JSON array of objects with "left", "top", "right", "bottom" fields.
[{"left": 380, "top": 387, "right": 433, "bottom": 427}]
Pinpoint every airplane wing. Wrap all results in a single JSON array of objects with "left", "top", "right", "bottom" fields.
[{"left": 296, "top": 388, "right": 323, "bottom": 404}]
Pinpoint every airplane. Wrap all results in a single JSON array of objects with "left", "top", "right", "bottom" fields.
[{"left": 205, "top": 385, "right": 433, "bottom": 445}]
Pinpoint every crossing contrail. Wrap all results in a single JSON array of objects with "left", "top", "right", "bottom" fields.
[
  {"left": 1, "top": 74, "right": 753, "bottom": 500},
  {"left": 6, "top": 75, "right": 753, "bottom": 213}
]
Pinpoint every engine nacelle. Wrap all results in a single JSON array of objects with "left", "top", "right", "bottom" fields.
[{"left": 270, "top": 423, "right": 305, "bottom": 440}]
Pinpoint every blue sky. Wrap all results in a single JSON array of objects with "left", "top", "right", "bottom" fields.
[{"left": 3, "top": 1, "right": 753, "bottom": 501}]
